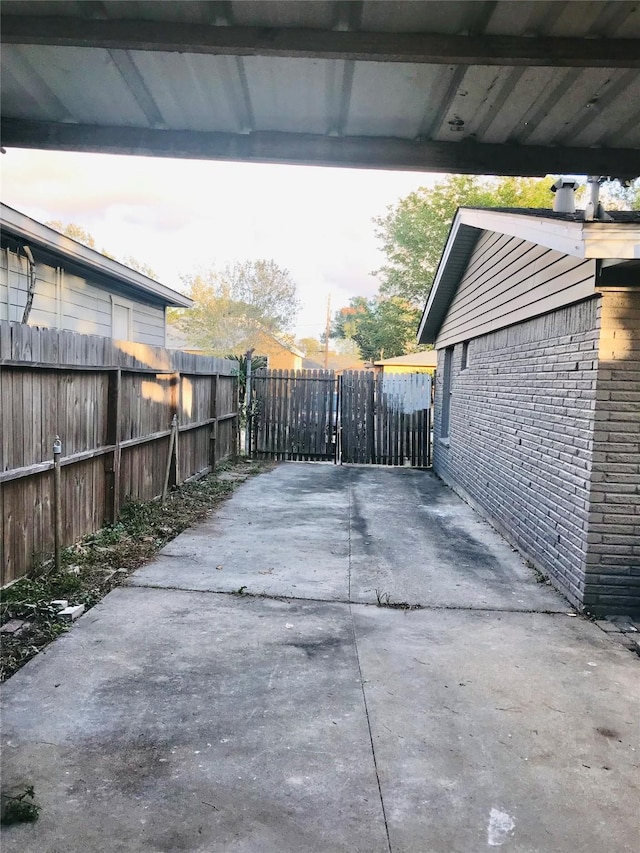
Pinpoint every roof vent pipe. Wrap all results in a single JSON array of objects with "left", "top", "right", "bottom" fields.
[{"left": 551, "top": 177, "right": 578, "bottom": 213}]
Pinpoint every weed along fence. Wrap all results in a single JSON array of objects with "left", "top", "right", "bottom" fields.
[{"left": 0, "top": 322, "right": 239, "bottom": 586}]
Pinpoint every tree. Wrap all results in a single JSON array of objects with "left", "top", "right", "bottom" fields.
[
  {"left": 599, "top": 177, "right": 640, "bottom": 210},
  {"left": 297, "top": 337, "right": 323, "bottom": 358},
  {"left": 121, "top": 255, "right": 158, "bottom": 280},
  {"left": 176, "top": 260, "right": 300, "bottom": 356},
  {"left": 373, "top": 175, "right": 554, "bottom": 307},
  {"left": 46, "top": 220, "right": 96, "bottom": 248},
  {"left": 331, "top": 296, "right": 421, "bottom": 362},
  {"left": 45, "top": 221, "right": 157, "bottom": 276}
]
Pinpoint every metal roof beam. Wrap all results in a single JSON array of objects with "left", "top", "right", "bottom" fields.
[
  {"left": 2, "top": 16, "right": 640, "bottom": 68},
  {"left": 3, "top": 119, "right": 639, "bottom": 179}
]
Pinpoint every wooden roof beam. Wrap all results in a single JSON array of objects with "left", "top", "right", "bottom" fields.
[
  {"left": 2, "top": 119, "right": 639, "bottom": 179},
  {"left": 2, "top": 16, "right": 640, "bottom": 68}
]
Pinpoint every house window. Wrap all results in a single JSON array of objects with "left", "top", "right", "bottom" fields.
[
  {"left": 461, "top": 340, "right": 469, "bottom": 370},
  {"left": 441, "top": 346, "right": 454, "bottom": 438},
  {"left": 112, "top": 299, "right": 132, "bottom": 341}
]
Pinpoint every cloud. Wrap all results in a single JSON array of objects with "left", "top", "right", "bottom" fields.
[{"left": 1, "top": 148, "right": 433, "bottom": 335}]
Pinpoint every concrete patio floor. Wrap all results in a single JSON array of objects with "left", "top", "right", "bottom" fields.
[{"left": 1, "top": 463, "right": 638, "bottom": 852}]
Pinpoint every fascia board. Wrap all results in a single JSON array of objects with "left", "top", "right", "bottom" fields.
[
  {"left": 416, "top": 209, "right": 464, "bottom": 343},
  {"left": 458, "top": 209, "right": 640, "bottom": 259},
  {"left": 458, "top": 209, "right": 585, "bottom": 257}
]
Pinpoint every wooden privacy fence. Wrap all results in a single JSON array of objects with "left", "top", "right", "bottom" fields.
[
  {"left": 0, "top": 322, "right": 239, "bottom": 586},
  {"left": 341, "top": 371, "right": 432, "bottom": 466},
  {"left": 250, "top": 368, "right": 432, "bottom": 467},
  {"left": 250, "top": 369, "right": 336, "bottom": 461}
]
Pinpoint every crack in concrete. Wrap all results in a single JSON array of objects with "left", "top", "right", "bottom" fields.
[
  {"left": 125, "top": 582, "right": 568, "bottom": 616},
  {"left": 347, "top": 468, "right": 393, "bottom": 853}
]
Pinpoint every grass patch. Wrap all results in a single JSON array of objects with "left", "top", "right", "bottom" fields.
[
  {"left": 1, "top": 459, "right": 272, "bottom": 682},
  {"left": 375, "top": 589, "right": 423, "bottom": 611}
]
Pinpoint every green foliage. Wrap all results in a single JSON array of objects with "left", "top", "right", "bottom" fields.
[
  {"left": 373, "top": 175, "right": 554, "bottom": 307},
  {"left": 332, "top": 296, "right": 421, "bottom": 362},
  {"left": 176, "top": 260, "right": 300, "bottom": 355},
  {"left": 228, "top": 353, "right": 268, "bottom": 412},
  {"left": 1, "top": 786, "right": 40, "bottom": 825},
  {"left": 599, "top": 177, "right": 640, "bottom": 211}
]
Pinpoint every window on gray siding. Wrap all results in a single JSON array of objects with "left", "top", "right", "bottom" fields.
[
  {"left": 461, "top": 340, "right": 469, "bottom": 370},
  {"left": 441, "top": 346, "right": 454, "bottom": 438}
]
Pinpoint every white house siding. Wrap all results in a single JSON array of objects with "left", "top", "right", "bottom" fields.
[
  {"left": 435, "top": 231, "right": 596, "bottom": 349},
  {"left": 584, "top": 289, "right": 640, "bottom": 614},
  {"left": 0, "top": 248, "right": 166, "bottom": 346},
  {"left": 133, "top": 302, "right": 166, "bottom": 346},
  {"left": 433, "top": 298, "right": 601, "bottom": 612}
]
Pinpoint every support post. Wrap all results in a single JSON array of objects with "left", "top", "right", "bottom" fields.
[
  {"left": 210, "top": 374, "right": 218, "bottom": 471},
  {"left": 53, "top": 435, "right": 62, "bottom": 572},
  {"left": 244, "top": 348, "right": 254, "bottom": 457},
  {"left": 105, "top": 368, "right": 121, "bottom": 524},
  {"left": 162, "top": 414, "right": 178, "bottom": 502}
]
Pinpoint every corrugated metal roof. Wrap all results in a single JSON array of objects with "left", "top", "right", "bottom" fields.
[{"left": 1, "top": 1, "right": 639, "bottom": 176}]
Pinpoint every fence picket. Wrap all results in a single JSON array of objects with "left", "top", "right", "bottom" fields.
[{"left": 1, "top": 321, "right": 239, "bottom": 585}]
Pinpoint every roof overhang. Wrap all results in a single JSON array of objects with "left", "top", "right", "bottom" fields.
[
  {"left": 417, "top": 207, "right": 640, "bottom": 344},
  {"left": 2, "top": 1, "right": 640, "bottom": 177},
  {"left": 0, "top": 204, "right": 192, "bottom": 308}
]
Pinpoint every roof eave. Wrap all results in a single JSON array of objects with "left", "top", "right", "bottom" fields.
[
  {"left": 0, "top": 203, "right": 192, "bottom": 308},
  {"left": 417, "top": 207, "right": 640, "bottom": 345}
]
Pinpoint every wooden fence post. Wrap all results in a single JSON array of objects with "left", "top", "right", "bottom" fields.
[
  {"left": 162, "top": 414, "right": 178, "bottom": 502},
  {"left": 210, "top": 373, "right": 218, "bottom": 471},
  {"left": 105, "top": 368, "right": 121, "bottom": 524},
  {"left": 52, "top": 435, "right": 62, "bottom": 572}
]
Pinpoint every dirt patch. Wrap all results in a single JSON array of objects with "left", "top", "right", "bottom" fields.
[{"left": 0, "top": 459, "right": 274, "bottom": 682}]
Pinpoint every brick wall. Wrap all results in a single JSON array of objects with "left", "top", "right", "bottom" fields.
[
  {"left": 584, "top": 290, "right": 640, "bottom": 614},
  {"left": 434, "top": 298, "right": 601, "bottom": 611}
]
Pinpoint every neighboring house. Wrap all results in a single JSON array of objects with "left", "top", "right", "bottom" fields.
[
  {"left": 166, "top": 319, "right": 303, "bottom": 370},
  {"left": 418, "top": 206, "right": 640, "bottom": 617},
  {"left": 374, "top": 351, "right": 437, "bottom": 375},
  {"left": 0, "top": 204, "right": 191, "bottom": 345},
  {"left": 254, "top": 331, "right": 303, "bottom": 370}
]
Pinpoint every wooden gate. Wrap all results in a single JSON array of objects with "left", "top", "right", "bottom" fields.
[
  {"left": 340, "top": 371, "right": 432, "bottom": 467},
  {"left": 250, "top": 368, "right": 431, "bottom": 467},
  {"left": 250, "top": 369, "right": 337, "bottom": 461}
]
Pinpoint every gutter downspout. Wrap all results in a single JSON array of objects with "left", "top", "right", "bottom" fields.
[{"left": 21, "top": 245, "right": 36, "bottom": 324}]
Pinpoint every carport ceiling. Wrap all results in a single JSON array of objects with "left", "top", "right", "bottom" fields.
[{"left": 2, "top": 1, "right": 640, "bottom": 177}]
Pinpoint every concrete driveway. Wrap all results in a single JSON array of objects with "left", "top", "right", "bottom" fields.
[{"left": 1, "top": 464, "right": 638, "bottom": 852}]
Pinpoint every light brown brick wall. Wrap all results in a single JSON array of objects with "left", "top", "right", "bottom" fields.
[{"left": 584, "top": 289, "right": 640, "bottom": 614}]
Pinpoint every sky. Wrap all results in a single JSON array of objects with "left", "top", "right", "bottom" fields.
[{"left": 1, "top": 148, "right": 436, "bottom": 338}]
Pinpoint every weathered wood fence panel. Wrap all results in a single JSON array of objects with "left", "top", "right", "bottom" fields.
[
  {"left": 249, "top": 368, "right": 432, "bottom": 468},
  {"left": 340, "top": 371, "right": 375, "bottom": 464},
  {"left": 0, "top": 322, "right": 239, "bottom": 586},
  {"left": 251, "top": 369, "right": 336, "bottom": 461},
  {"left": 375, "top": 372, "right": 432, "bottom": 468}
]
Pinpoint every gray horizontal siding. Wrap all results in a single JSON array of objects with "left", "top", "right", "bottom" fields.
[
  {"left": 132, "top": 303, "right": 166, "bottom": 346},
  {"left": 436, "top": 233, "right": 596, "bottom": 348},
  {"left": 0, "top": 249, "right": 166, "bottom": 344}
]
